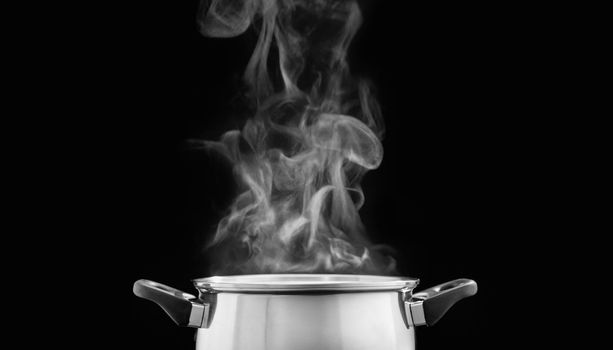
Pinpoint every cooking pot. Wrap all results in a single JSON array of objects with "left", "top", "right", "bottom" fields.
[{"left": 134, "top": 274, "right": 477, "bottom": 350}]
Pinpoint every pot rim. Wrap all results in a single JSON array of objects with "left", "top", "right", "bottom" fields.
[{"left": 192, "top": 274, "right": 419, "bottom": 292}]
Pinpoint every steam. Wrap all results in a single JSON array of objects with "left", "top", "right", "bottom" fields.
[{"left": 198, "top": 0, "right": 395, "bottom": 274}]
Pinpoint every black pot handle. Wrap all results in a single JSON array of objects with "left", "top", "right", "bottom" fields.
[
  {"left": 404, "top": 279, "right": 477, "bottom": 328},
  {"left": 133, "top": 279, "right": 210, "bottom": 328}
]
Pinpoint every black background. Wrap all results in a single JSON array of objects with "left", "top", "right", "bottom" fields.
[{"left": 76, "top": 0, "right": 562, "bottom": 349}]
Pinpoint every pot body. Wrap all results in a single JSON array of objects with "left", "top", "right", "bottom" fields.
[
  {"left": 133, "top": 276, "right": 477, "bottom": 350},
  {"left": 195, "top": 291, "right": 414, "bottom": 350}
]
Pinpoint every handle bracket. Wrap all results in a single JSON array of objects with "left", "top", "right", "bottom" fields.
[
  {"left": 133, "top": 279, "right": 210, "bottom": 328},
  {"left": 404, "top": 278, "right": 477, "bottom": 328}
]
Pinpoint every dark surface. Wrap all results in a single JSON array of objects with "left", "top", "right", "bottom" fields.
[{"left": 83, "top": 1, "right": 555, "bottom": 349}]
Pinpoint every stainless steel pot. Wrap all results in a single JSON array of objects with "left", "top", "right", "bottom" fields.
[{"left": 134, "top": 274, "right": 477, "bottom": 350}]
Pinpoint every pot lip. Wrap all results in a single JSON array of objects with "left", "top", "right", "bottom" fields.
[{"left": 192, "top": 274, "right": 419, "bottom": 292}]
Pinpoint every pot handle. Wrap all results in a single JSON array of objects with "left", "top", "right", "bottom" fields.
[
  {"left": 133, "top": 279, "right": 209, "bottom": 328},
  {"left": 404, "top": 279, "right": 477, "bottom": 328}
]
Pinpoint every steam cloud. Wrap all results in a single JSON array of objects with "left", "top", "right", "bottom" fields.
[{"left": 198, "top": 0, "right": 395, "bottom": 274}]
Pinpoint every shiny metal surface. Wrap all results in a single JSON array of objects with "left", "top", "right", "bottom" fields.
[
  {"left": 195, "top": 291, "right": 415, "bottom": 350},
  {"left": 134, "top": 275, "right": 477, "bottom": 350},
  {"left": 405, "top": 300, "right": 426, "bottom": 328},
  {"left": 193, "top": 274, "right": 419, "bottom": 292},
  {"left": 188, "top": 302, "right": 209, "bottom": 328}
]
